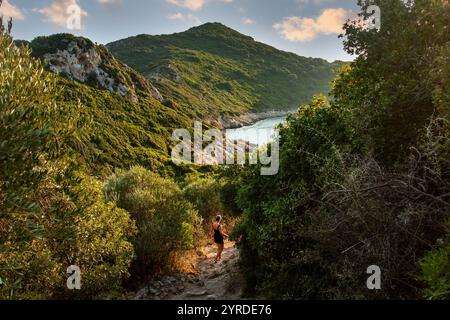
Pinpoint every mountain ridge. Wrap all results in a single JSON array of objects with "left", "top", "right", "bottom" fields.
[
  {"left": 21, "top": 23, "right": 345, "bottom": 175},
  {"left": 107, "top": 22, "right": 345, "bottom": 127}
]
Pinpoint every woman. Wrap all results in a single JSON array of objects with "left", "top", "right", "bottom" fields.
[{"left": 212, "top": 215, "right": 229, "bottom": 263}]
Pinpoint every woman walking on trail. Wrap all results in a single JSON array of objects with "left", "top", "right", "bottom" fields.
[{"left": 212, "top": 215, "right": 229, "bottom": 263}]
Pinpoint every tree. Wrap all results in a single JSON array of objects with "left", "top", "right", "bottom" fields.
[
  {"left": 335, "top": 0, "right": 450, "bottom": 164},
  {"left": 0, "top": 9, "right": 134, "bottom": 299},
  {"left": 104, "top": 166, "right": 200, "bottom": 285}
]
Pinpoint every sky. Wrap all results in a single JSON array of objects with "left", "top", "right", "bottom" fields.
[{"left": 0, "top": 0, "right": 361, "bottom": 62}]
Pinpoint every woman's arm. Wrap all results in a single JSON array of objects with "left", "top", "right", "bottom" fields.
[{"left": 220, "top": 226, "right": 229, "bottom": 239}]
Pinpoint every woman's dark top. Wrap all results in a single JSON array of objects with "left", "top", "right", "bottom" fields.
[{"left": 214, "top": 224, "right": 224, "bottom": 245}]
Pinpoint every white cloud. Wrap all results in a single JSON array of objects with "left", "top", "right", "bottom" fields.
[
  {"left": 168, "top": 12, "right": 201, "bottom": 24},
  {"left": 296, "top": 0, "right": 335, "bottom": 5},
  {"left": 36, "top": 0, "right": 87, "bottom": 29},
  {"left": 0, "top": 0, "right": 24, "bottom": 20},
  {"left": 242, "top": 18, "right": 255, "bottom": 25},
  {"left": 98, "top": 0, "right": 121, "bottom": 4},
  {"left": 166, "top": 0, "right": 232, "bottom": 11},
  {"left": 273, "top": 8, "right": 352, "bottom": 42},
  {"left": 167, "top": 0, "right": 207, "bottom": 11}
]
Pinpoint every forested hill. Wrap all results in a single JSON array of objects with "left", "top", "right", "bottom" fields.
[
  {"left": 23, "top": 33, "right": 195, "bottom": 176},
  {"left": 107, "top": 23, "right": 345, "bottom": 121},
  {"left": 18, "top": 25, "right": 344, "bottom": 175}
]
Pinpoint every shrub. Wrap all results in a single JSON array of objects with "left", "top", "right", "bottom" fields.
[
  {"left": 233, "top": 95, "right": 353, "bottom": 299},
  {"left": 104, "top": 166, "right": 200, "bottom": 283},
  {"left": 182, "top": 177, "right": 224, "bottom": 221},
  {"left": 0, "top": 25, "right": 134, "bottom": 299},
  {"left": 218, "top": 178, "right": 241, "bottom": 217},
  {"left": 317, "top": 152, "right": 449, "bottom": 299},
  {"left": 232, "top": 0, "right": 450, "bottom": 300},
  {"left": 0, "top": 172, "right": 135, "bottom": 300},
  {"left": 234, "top": 99, "right": 450, "bottom": 299},
  {"left": 335, "top": 0, "right": 450, "bottom": 165},
  {"left": 420, "top": 222, "right": 450, "bottom": 300}
]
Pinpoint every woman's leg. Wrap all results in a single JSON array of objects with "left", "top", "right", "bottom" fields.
[
  {"left": 215, "top": 243, "right": 220, "bottom": 262},
  {"left": 218, "top": 244, "right": 224, "bottom": 261}
]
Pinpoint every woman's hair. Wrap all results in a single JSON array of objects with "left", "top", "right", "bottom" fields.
[{"left": 215, "top": 215, "right": 222, "bottom": 222}]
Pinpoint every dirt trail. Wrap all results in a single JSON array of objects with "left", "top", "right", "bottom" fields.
[{"left": 134, "top": 241, "right": 243, "bottom": 300}]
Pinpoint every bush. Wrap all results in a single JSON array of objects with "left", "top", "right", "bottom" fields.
[
  {"left": 182, "top": 177, "right": 224, "bottom": 221},
  {"left": 104, "top": 166, "right": 200, "bottom": 283},
  {"left": 0, "top": 26, "right": 134, "bottom": 299},
  {"left": 316, "top": 152, "right": 449, "bottom": 299},
  {"left": 0, "top": 173, "right": 135, "bottom": 300},
  {"left": 234, "top": 102, "right": 450, "bottom": 299},
  {"left": 233, "top": 95, "right": 353, "bottom": 299},
  {"left": 233, "top": 0, "right": 450, "bottom": 300},
  {"left": 420, "top": 222, "right": 450, "bottom": 300},
  {"left": 218, "top": 178, "right": 241, "bottom": 217},
  {"left": 335, "top": 0, "right": 450, "bottom": 165}
]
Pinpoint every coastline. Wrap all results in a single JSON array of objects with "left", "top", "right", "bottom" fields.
[{"left": 212, "top": 109, "right": 297, "bottom": 130}]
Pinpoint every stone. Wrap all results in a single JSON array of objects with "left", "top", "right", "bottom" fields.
[
  {"left": 208, "top": 272, "right": 220, "bottom": 280},
  {"left": 186, "top": 290, "right": 208, "bottom": 297},
  {"left": 197, "top": 281, "right": 205, "bottom": 287},
  {"left": 177, "top": 285, "right": 185, "bottom": 292},
  {"left": 169, "top": 287, "right": 178, "bottom": 294}
]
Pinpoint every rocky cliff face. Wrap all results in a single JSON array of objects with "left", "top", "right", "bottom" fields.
[
  {"left": 31, "top": 35, "right": 163, "bottom": 104},
  {"left": 147, "top": 64, "right": 183, "bottom": 84}
]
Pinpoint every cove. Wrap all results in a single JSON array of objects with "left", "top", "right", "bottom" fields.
[{"left": 226, "top": 116, "right": 286, "bottom": 146}]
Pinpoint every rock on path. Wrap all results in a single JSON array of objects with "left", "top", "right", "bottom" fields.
[{"left": 134, "top": 241, "right": 243, "bottom": 300}]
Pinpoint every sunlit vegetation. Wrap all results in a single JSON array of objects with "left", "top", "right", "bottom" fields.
[
  {"left": 232, "top": 0, "right": 450, "bottom": 300},
  {"left": 107, "top": 22, "right": 345, "bottom": 120},
  {"left": 1, "top": 0, "right": 449, "bottom": 301}
]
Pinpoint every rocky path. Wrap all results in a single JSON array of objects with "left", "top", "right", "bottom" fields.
[{"left": 134, "top": 241, "right": 243, "bottom": 300}]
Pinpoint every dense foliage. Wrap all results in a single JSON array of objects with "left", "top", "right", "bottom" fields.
[
  {"left": 104, "top": 166, "right": 201, "bottom": 285},
  {"left": 2, "top": 0, "right": 449, "bottom": 301},
  {"left": 233, "top": 0, "right": 450, "bottom": 299},
  {"left": 182, "top": 176, "right": 225, "bottom": 221},
  {"left": 0, "top": 19, "right": 134, "bottom": 299},
  {"left": 57, "top": 78, "right": 188, "bottom": 177}
]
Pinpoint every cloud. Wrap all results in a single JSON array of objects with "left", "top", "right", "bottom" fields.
[
  {"left": 273, "top": 8, "right": 352, "bottom": 42},
  {"left": 242, "top": 18, "right": 255, "bottom": 25},
  {"left": 296, "top": 0, "right": 335, "bottom": 5},
  {"left": 0, "top": 0, "right": 25, "bottom": 20},
  {"left": 166, "top": 0, "right": 232, "bottom": 11},
  {"left": 168, "top": 12, "right": 201, "bottom": 24},
  {"left": 98, "top": 0, "right": 121, "bottom": 5},
  {"left": 36, "top": 0, "right": 87, "bottom": 29},
  {"left": 167, "top": 0, "right": 207, "bottom": 11}
]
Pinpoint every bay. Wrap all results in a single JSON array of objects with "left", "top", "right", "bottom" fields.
[{"left": 225, "top": 116, "right": 286, "bottom": 146}]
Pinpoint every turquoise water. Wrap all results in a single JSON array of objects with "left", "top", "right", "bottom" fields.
[{"left": 225, "top": 116, "right": 286, "bottom": 145}]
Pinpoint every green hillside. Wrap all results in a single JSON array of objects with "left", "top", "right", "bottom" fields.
[
  {"left": 26, "top": 34, "right": 195, "bottom": 177},
  {"left": 107, "top": 23, "right": 344, "bottom": 121},
  {"left": 23, "top": 26, "right": 343, "bottom": 176}
]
